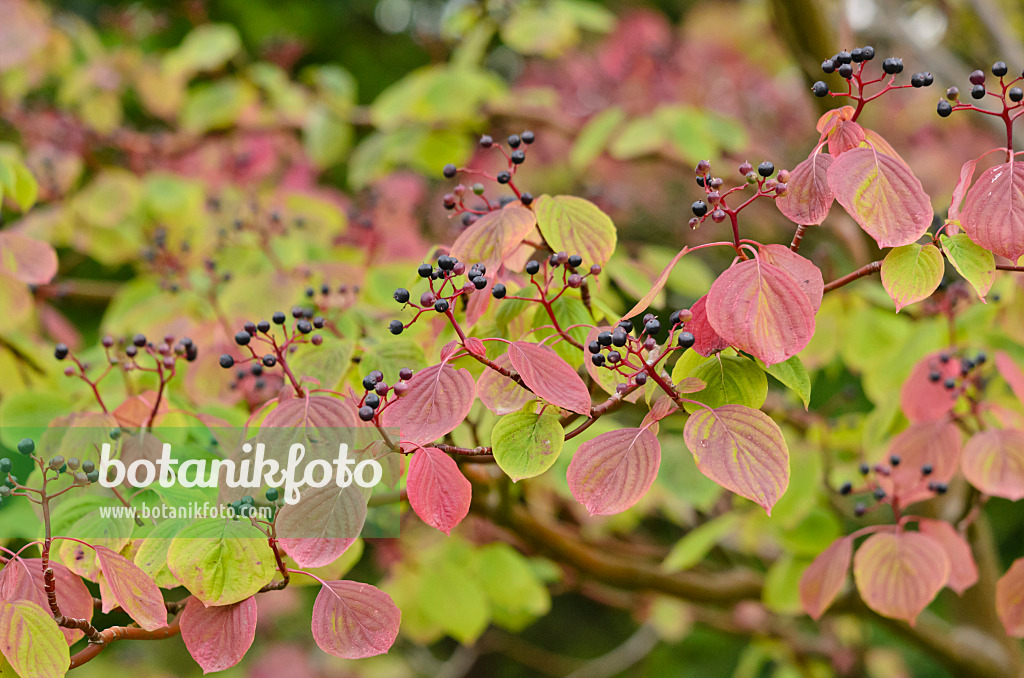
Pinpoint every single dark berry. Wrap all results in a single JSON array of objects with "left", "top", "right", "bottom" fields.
[
  {"left": 442, "top": 163, "right": 457, "bottom": 178},
  {"left": 677, "top": 331, "right": 695, "bottom": 349},
  {"left": 889, "top": 455, "right": 901, "bottom": 467},
  {"left": 634, "top": 373, "right": 648, "bottom": 386},
  {"left": 219, "top": 354, "right": 234, "bottom": 369},
  {"left": 812, "top": 81, "right": 829, "bottom": 97},
  {"left": 399, "top": 367, "right": 413, "bottom": 381},
  {"left": 418, "top": 263, "right": 433, "bottom": 278},
  {"left": 17, "top": 438, "right": 34, "bottom": 455},
  {"left": 365, "top": 393, "right": 381, "bottom": 409},
  {"left": 507, "top": 134, "right": 521, "bottom": 148},
  {"left": 262, "top": 354, "right": 277, "bottom": 367},
  {"left": 645, "top": 319, "right": 661, "bottom": 335},
  {"left": 389, "top": 320, "right": 404, "bottom": 335},
  {"left": 969, "top": 69, "right": 986, "bottom": 85},
  {"left": 937, "top": 100, "right": 953, "bottom": 117},
  {"left": 839, "top": 482, "right": 853, "bottom": 495},
  {"left": 861, "top": 46, "right": 875, "bottom": 60},
  {"left": 296, "top": 319, "right": 313, "bottom": 334},
  {"left": 882, "top": 57, "right": 903, "bottom": 74},
  {"left": 291, "top": 306, "right": 305, "bottom": 319},
  {"left": 525, "top": 260, "right": 540, "bottom": 275},
  {"left": 873, "top": 487, "right": 887, "bottom": 501},
  {"left": 993, "top": 61, "right": 1008, "bottom": 77},
  {"left": 588, "top": 340, "right": 601, "bottom": 354},
  {"left": 133, "top": 333, "right": 147, "bottom": 347},
  {"left": 976, "top": 352, "right": 987, "bottom": 364},
  {"left": 933, "top": 482, "right": 948, "bottom": 494},
  {"left": 362, "top": 375, "right": 376, "bottom": 391},
  {"left": 757, "top": 161, "right": 775, "bottom": 177},
  {"left": 838, "top": 63, "right": 854, "bottom": 79},
  {"left": 0, "top": 459, "right": 10, "bottom": 473},
  {"left": 859, "top": 462, "right": 871, "bottom": 475},
  {"left": 305, "top": 287, "right": 315, "bottom": 298},
  {"left": 234, "top": 331, "right": 251, "bottom": 346},
  {"left": 511, "top": 150, "right": 526, "bottom": 164},
  {"left": 921, "top": 464, "right": 934, "bottom": 476},
  {"left": 598, "top": 331, "right": 612, "bottom": 347},
  {"left": 272, "top": 311, "right": 286, "bottom": 324},
  {"left": 492, "top": 284, "right": 506, "bottom": 299},
  {"left": 438, "top": 255, "right": 456, "bottom": 271},
  {"left": 434, "top": 299, "right": 449, "bottom": 313},
  {"left": 591, "top": 354, "right": 605, "bottom": 367},
  {"left": 944, "top": 377, "right": 956, "bottom": 389},
  {"left": 54, "top": 343, "right": 69, "bottom": 360},
  {"left": 972, "top": 84, "right": 986, "bottom": 99},
  {"left": 480, "top": 135, "right": 493, "bottom": 148},
  {"left": 691, "top": 200, "right": 708, "bottom": 217},
  {"left": 358, "top": 405, "right": 375, "bottom": 421},
  {"left": 520, "top": 130, "right": 535, "bottom": 145},
  {"left": 821, "top": 59, "right": 836, "bottom": 74},
  {"left": 567, "top": 254, "right": 583, "bottom": 268},
  {"left": 695, "top": 176, "right": 706, "bottom": 187},
  {"left": 497, "top": 171, "right": 511, "bottom": 184},
  {"left": 939, "top": 353, "right": 951, "bottom": 363},
  {"left": 607, "top": 351, "right": 620, "bottom": 364},
  {"left": 254, "top": 320, "right": 269, "bottom": 334},
  {"left": 1011, "top": 88, "right": 1024, "bottom": 103},
  {"left": 612, "top": 329, "right": 628, "bottom": 347},
  {"left": 835, "top": 50, "right": 852, "bottom": 64},
  {"left": 520, "top": 192, "right": 534, "bottom": 206}
]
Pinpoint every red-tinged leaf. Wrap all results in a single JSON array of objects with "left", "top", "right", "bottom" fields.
[
  {"left": 478, "top": 353, "right": 534, "bottom": 415},
  {"left": 996, "top": 351, "right": 1024, "bottom": 405},
  {"left": 683, "top": 404, "right": 790, "bottom": 514},
  {"left": 380, "top": 363, "right": 476, "bottom": 445},
  {"left": 901, "top": 352, "right": 963, "bottom": 423},
  {"left": 621, "top": 247, "right": 687, "bottom": 321},
  {"left": 918, "top": 519, "right": 978, "bottom": 595},
  {"left": 94, "top": 546, "right": 167, "bottom": 631},
  {"left": 407, "top": 446, "right": 472, "bottom": 534},
  {"left": 276, "top": 483, "right": 365, "bottom": 567},
  {"left": 682, "top": 295, "right": 729, "bottom": 357},
  {"left": 997, "top": 557, "right": 1024, "bottom": 636},
  {"left": 880, "top": 421, "right": 961, "bottom": 505},
  {"left": 0, "top": 232, "right": 58, "bottom": 284},
  {"left": 279, "top": 538, "right": 357, "bottom": 570},
  {"left": 949, "top": 149, "right": 1004, "bottom": 226},
  {"left": 567, "top": 428, "right": 661, "bottom": 516},
  {"left": 464, "top": 337, "right": 486, "bottom": 356},
  {"left": 828, "top": 147, "right": 933, "bottom": 248},
  {"left": 507, "top": 341, "right": 591, "bottom": 415},
  {"left": 439, "top": 340, "right": 460, "bottom": 364},
  {"left": 6, "top": 560, "right": 93, "bottom": 645},
  {"left": 853, "top": 530, "right": 949, "bottom": 625},
  {"left": 961, "top": 160, "right": 1024, "bottom": 261},
  {"left": 0, "top": 599, "right": 69, "bottom": 678},
  {"left": 776, "top": 150, "right": 834, "bottom": 226},
  {"left": 706, "top": 257, "right": 815, "bottom": 366},
  {"left": 262, "top": 395, "right": 360, "bottom": 429},
  {"left": 180, "top": 596, "right": 257, "bottom": 674},
  {"left": 640, "top": 396, "right": 678, "bottom": 429},
  {"left": 827, "top": 120, "right": 866, "bottom": 156},
  {"left": 757, "top": 244, "right": 824, "bottom": 311},
  {"left": 311, "top": 581, "right": 400, "bottom": 658},
  {"left": 38, "top": 304, "right": 82, "bottom": 349},
  {"left": 450, "top": 205, "right": 537, "bottom": 274},
  {"left": 815, "top": 106, "right": 855, "bottom": 136},
  {"left": 799, "top": 536, "right": 853, "bottom": 620},
  {"left": 862, "top": 129, "right": 907, "bottom": 164},
  {"left": 960, "top": 429, "right": 1024, "bottom": 500},
  {"left": 584, "top": 326, "right": 643, "bottom": 402},
  {"left": 113, "top": 390, "right": 168, "bottom": 428},
  {"left": 880, "top": 243, "right": 944, "bottom": 312},
  {"left": 534, "top": 195, "right": 617, "bottom": 268}
]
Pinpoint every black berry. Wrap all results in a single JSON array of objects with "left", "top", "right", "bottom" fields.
[
  {"left": 677, "top": 331, "right": 695, "bottom": 349},
  {"left": 861, "top": 46, "right": 875, "bottom": 60},
  {"left": 835, "top": 51, "right": 852, "bottom": 64},
  {"left": 389, "top": 320, "right": 404, "bottom": 335},
  {"left": 993, "top": 61, "right": 1008, "bottom": 77},
  {"left": 812, "top": 81, "right": 829, "bottom": 97},
  {"left": 234, "top": 331, "right": 251, "bottom": 346},
  {"left": 272, "top": 311, "right": 286, "bottom": 324},
  {"left": 644, "top": 319, "right": 661, "bottom": 335},
  {"left": 882, "top": 57, "right": 903, "bottom": 75},
  {"left": 568, "top": 254, "right": 582, "bottom": 268},
  {"left": 480, "top": 135, "right": 493, "bottom": 148},
  {"left": 937, "top": 100, "right": 953, "bottom": 117},
  {"left": 1011, "top": 88, "right": 1024, "bottom": 102},
  {"left": 437, "top": 255, "right": 456, "bottom": 271},
  {"left": 54, "top": 344, "right": 69, "bottom": 360},
  {"left": 296, "top": 319, "right": 313, "bottom": 334},
  {"left": 691, "top": 201, "right": 708, "bottom": 217},
  {"left": 262, "top": 355, "right": 277, "bottom": 367},
  {"left": 219, "top": 354, "right": 234, "bottom": 369},
  {"left": 525, "top": 260, "right": 540, "bottom": 275},
  {"left": 520, "top": 192, "right": 534, "bottom": 206},
  {"left": 133, "top": 333, "right": 147, "bottom": 347},
  {"left": 591, "top": 354, "right": 605, "bottom": 367},
  {"left": 969, "top": 69, "right": 985, "bottom": 85},
  {"left": 972, "top": 84, "right": 986, "bottom": 99},
  {"left": 496, "top": 171, "right": 511, "bottom": 184},
  {"left": 598, "top": 331, "right": 612, "bottom": 346},
  {"left": 821, "top": 59, "right": 836, "bottom": 74},
  {"left": 442, "top": 164, "right": 457, "bottom": 178},
  {"left": 507, "top": 134, "right": 521, "bottom": 148},
  {"left": 511, "top": 150, "right": 526, "bottom": 165},
  {"left": 418, "top": 263, "right": 433, "bottom": 278},
  {"left": 839, "top": 482, "right": 852, "bottom": 495},
  {"left": 492, "top": 284, "right": 506, "bottom": 299},
  {"left": 758, "top": 161, "right": 775, "bottom": 177},
  {"left": 434, "top": 299, "right": 449, "bottom": 313},
  {"left": 838, "top": 63, "right": 853, "bottom": 79},
  {"left": 358, "top": 406, "right": 375, "bottom": 421}
]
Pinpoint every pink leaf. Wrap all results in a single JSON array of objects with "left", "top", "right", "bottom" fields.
[
  {"left": 997, "top": 557, "right": 1024, "bottom": 636},
  {"left": 683, "top": 404, "right": 790, "bottom": 514},
  {"left": 776, "top": 150, "right": 834, "bottom": 226},
  {"left": 828, "top": 147, "right": 933, "bottom": 248},
  {"left": 180, "top": 596, "right": 257, "bottom": 674},
  {"left": 262, "top": 395, "right": 360, "bottom": 429},
  {"left": 279, "top": 538, "right": 357, "bottom": 569},
  {"left": 706, "top": 257, "right": 816, "bottom": 366},
  {"left": 449, "top": 205, "right": 537, "bottom": 274},
  {"left": 880, "top": 420, "right": 961, "bottom": 505},
  {"left": 620, "top": 247, "right": 688, "bottom": 321},
  {"left": 853, "top": 530, "right": 949, "bottom": 625},
  {"left": 827, "top": 120, "right": 866, "bottom": 156},
  {"left": 94, "top": 546, "right": 167, "bottom": 631},
  {"left": 477, "top": 353, "right": 534, "bottom": 415},
  {"left": 506, "top": 341, "right": 591, "bottom": 415},
  {"left": 948, "top": 149, "right": 1004, "bottom": 226},
  {"left": 380, "top": 363, "right": 476, "bottom": 445},
  {"left": 407, "top": 447, "right": 472, "bottom": 534},
  {"left": 996, "top": 351, "right": 1024, "bottom": 406},
  {"left": 584, "top": 326, "right": 643, "bottom": 402},
  {"left": 757, "top": 244, "right": 824, "bottom": 312},
  {"left": 567, "top": 428, "right": 661, "bottom": 515},
  {"left": 8, "top": 560, "right": 93, "bottom": 644},
  {"left": 311, "top": 581, "right": 400, "bottom": 658},
  {"left": 960, "top": 429, "right": 1024, "bottom": 500},
  {"left": 464, "top": 337, "right": 486, "bottom": 357},
  {"left": 918, "top": 519, "right": 978, "bottom": 595},
  {"left": 799, "top": 536, "right": 852, "bottom": 620},
  {"left": 682, "top": 295, "right": 729, "bottom": 357},
  {"left": 900, "top": 352, "right": 963, "bottom": 423},
  {"left": 961, "top": 160, "right": 1024, "bottom": 261},
  {"left": 0, "top": 232, "right": 58, "bottom": 284},
  {"left": 640, "top": 396, "right": 679, "bottom": 429}
]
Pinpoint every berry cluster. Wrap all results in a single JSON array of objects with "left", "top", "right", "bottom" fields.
[
  {"left": 936, "top": 61, "right": 1024, "bottom": 118},
  {"left": 441, "top": 131, "right": 536, "bottom": 226},
  {"left": 810, "top": 47, "right": 930, "bottom": 103},
  {"left": 0, "top": 437, "right": 104, "bottom": 506},
  {"left": 925, "top": 350, "right": 987, "bottom": 394},
  {"left": 689, "top": 159, "right": 787, "bottom": 231},
  {"left": 356, "top": 368, "right": 413, "bottom": 422},
  {"left": 838, "top": 455, "right": 947, "bottom": 517},
  {"left": 587, "top": 311, "right": 695, "bottom": 392}
]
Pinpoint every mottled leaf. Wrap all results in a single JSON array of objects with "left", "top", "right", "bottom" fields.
[
  {"left": 940, "top": 233, "right": 995, "bottom": 301},
  {"left": 997, "top": 557, "right": 1024, "bottom": 636},
  {"left": 961, "top": 429, "right": 1024, "bottom": 500},
  {"left": 180, "top": 595, "right": 256, "bottom": 674},
  {"left": 276, "top": 482, "right": 364, "bottom": 567},
  {"left": 776, "top": 150, "right": 834, "bottom": 225},
  {"left": 960, "top": 160, "right": 1024, "bottom": 261},
  {"left": 534, "top": 195, "right": 617, "bottom": 267},
  {"left": 567, "top": 427, "right": 660, "bottom": 515},
  {"left": 167, "top": 519, "right": 275, "bottom": 606},
  {"left": 799, "top": 536, "right": 852, "bottom": 620},
  {"left": 450, "top": 205, "right": 537, "bottom": 274},
  {"left": 491, "top": 411, "right": 564, "bottom": 481},
  {"left": 380, "top": 363, "right": 476, "bottom": 445},
  {"left": 757, "top": 244, "right": 824, "bottom": 312},
  {"left": 881, "top": 243, "right": 944, "bottom": 312},
  {"left": 881, "top": 420, "right": 961, "bottom": 505},
  {"left": 311, "top": 581, "right": 400, "bottom": 658},
  {"left": 827, "top": 120, "right": 866, "bottom": 156},
  {"left": 918, "top": 519, "right": 978, "bottom": 595},
  {"left": 407, "top": 446, "right": 472, "bottom": 534},
  {"left": 0, "top": 232, "right": 57, "bottom": 285},
  {"left": 0, "top": 599, "right": 69, "bottom": 678},
  {"left": 901, "top": 352, "right": 963, "bottom": 423},
  {"left": 681, "top": 295, "right": 729, "bottom": 357},
  {"left": 686, "top": 354, "right": 768, "bottom": 411},
  {"left": 507, "top": 341, "right": 591, "bottom": 415},
  {"left": 853, "top": 530, "right": 949, "bottom": 625},
  {"left": 477, "top": 353, "right": 533, "bottom": 415},
  {"left": 95, "top": 546, "right": 167, "bottom": 631}
]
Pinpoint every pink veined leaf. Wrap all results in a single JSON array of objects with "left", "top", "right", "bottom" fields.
[
  {"left": 407, "top": 447, "right": 472, "bottom": 534},
  {"left": 380, "top": 363, "right": 476, "bottom": 445},
  {"left": 683, "top": 404, "right": 790, "bottom": 514},
  {"left": 506, "top": 341, "right": 591, "bottom": 415},
  {"left": 799, "top": 536, "right": 853, "bottom": 620},
  {"left": 827, "top": 120, "right": 866, "bottom": 156},
  {"left": 682, "top": 295, "right": 729, "bottom": 357},
  {"left": 449, "top": 205, "right": 537, "bottom": 274},
  {"left": 900, "top": 352, "right": 963, "bottom": 423},
  {"left": 640, "top": 396, "right": 678, "bottom": 429},
  {"left": 464, "top": 337, "right": 486, "bottom": 357},
  {"left": 6, "top": 559, "right": 93, "bottom": 644},
  {"left": 261, "top": 394, "right": 360, "bottom": 429},
  {"left": 276, "top": 482, "right": 365, "bottom": 567},
  {"left": 478, "top": 352, "right": 534, "bottom": 415},
  {"left": 918, "top": 519, "right": 978, "bottom": 595},
  {"left": 960, "top": 160, "right": 1024, "bottom": 261},
  {"left": 879, "top": 420, "right": 961, "bottom": 505},
  {"left": 853, "top": 530, "right": 950, "bottom": 625},
  {"left": 584, "top": 326, "right": 643, "bottom": 402},
  {"left": 311, "top": 581, "right": 401, "bottom": 659},
  {"left": 279, "top": 538, "right": 357, "bottom": 569},
  {"left": 775, "top": 150, "right": 834, "bottom": 226},
  {"left": 620, "top": 247, "right": 688, "bottom": 321},
  {"left": 996, "top": 557, "right": 1024, "bottom": 636},
  {"left": 828, "top": 146, "right": 933, "bottom": 248},
  {"left": 996, "top": 351, "right": 1024, "bottom": 406},
  {"left": 815, "top": 106, "right": 856, "bottom": 136},
  {"left": 949, "top": 149, "right": 1004, "bottom": 227},
  {"left": 567, "top": 428, "right": 661, "bottom": 516},
  {"left": 180, "top": 595, "right": 257, "bottom": 674},
  {"left": 706, "top": 257, "right": 816, "bottom": 366},
  {"left": 94, "top": 546, "right": 167, "bottom": 631},
  {"left": 0, "top": 232, "right": 58, "bottom": 284},
  {"left": 757, "top": 244, "right": 824, "bottom": 312},
  {"left": 960, "top": 429, "right": 1024, "bottom": 500},
  {"left": 862, "top": 129, "right": 907, "bottom": 164},
  {"left": 0, "top": 599, "right": 69, "bottom": 678}
]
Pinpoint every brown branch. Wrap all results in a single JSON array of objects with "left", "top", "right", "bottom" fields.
[
  {"left": 823, "top": 260, "right": 882, "bottom": 293},
  {"left": 790, "top": 225, "right": 808, "bottom": 252},
  {"left": 69, "top": 618, "right": 182, "bottom": 669}
]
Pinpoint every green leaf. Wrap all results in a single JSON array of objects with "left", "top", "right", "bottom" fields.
[
  {"left": 166, "top": 23, "right": 241, "bottom": 75},
  {"left": 181, "top": 79, "right": 256, "bottom": 134},
  {"left": 491, "top": 411, "right": 565, "bottom": 481},
  {"left": 4, "top": 159, "right": 37, "bottom": 212},
  {"left": 501, "top": 4, "right": 581, "bottom": 57},
  {"left": 0, "top": 600, "right": 70, "bottom": 678},
  {"left": 134, "top": 517, "right": 191, "bottom": 588},
  {"left": 370, "top": 65, "right": 504, "bottom": 130},
  {"left": 763, "top": 554, "right": 809, "bottom": 615},
  {"left": 304, "top": 105, "right": 353, "bottom": 168},
  {"left": 418, "top": 541, "right": 490, "bottom": 643},
  {"left": 757, "top": 355, "right": 811, "bottom": 409},
  {"left": 662, "top": 513, "right": 740, "bottom": 572},
  {"left": 685, "top": 355, "right": 768, "bottom": 412},
  {"left": 477, "top": 543, "right": 551, "bottom": 631},
  {"left": 531, "top": 294, "right": 590, "bottom": 365},
  {"left": 881, "top": 243, "right": 944, "bottom": 311},
  {"left": 290, "top": 334, "right": 354, "bottom": 389},
  {"left": 534, "top": 195, "right": 617, "bottom": 268},
  {"left": 569, "top": 106, "right": 625, "bottom": 171},
  {"left": 166, "top": 518, "right": 275, "bottom": 605},
  {"left": 940, "top": 233, "right": 995, "bottom": 301}
]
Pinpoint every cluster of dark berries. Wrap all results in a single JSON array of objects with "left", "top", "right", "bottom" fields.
[
  {"left": 441, "top": 132, "right": 536, "bottom": 225},
  {"left": 303, "top": 281, "right": 359, "bottom": 310},
  {"left": 812, "top": 47, "right": 931, "bottom": 98},
  {"left": 841, "top": 456, "right": 948, "bottom": 515},
  {"left": 587, "top": 312, "right": 695, "bottom": 393},
  {"left": 219, "top": 310, "right": 323, "bottom": 374},
  {"left": 938, "top": 62, "right": 1022, "bottom": 117},
  {"left": 690, "top": 159, "right": 787, "bottom": 229},
  {"left": 925, "top": 351, "right": 985, "bottom": 392},
  {"left": 357, "top": 368, "right": 412, "bottom": 421}
]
